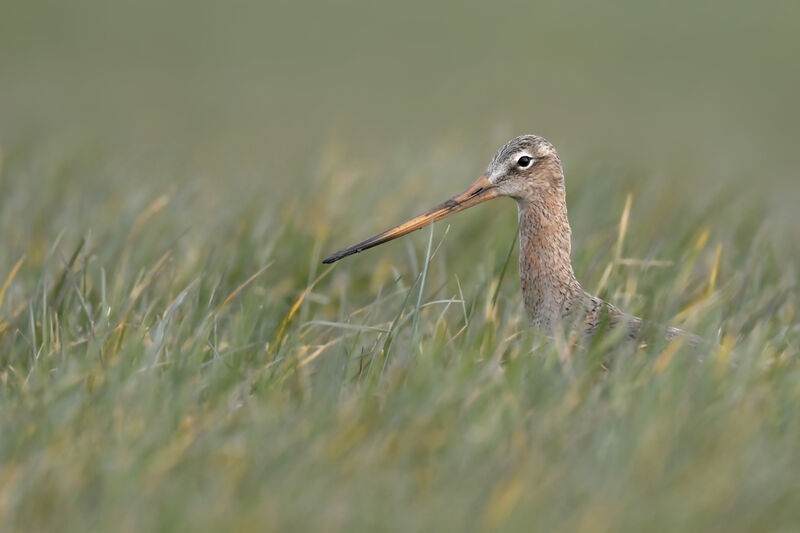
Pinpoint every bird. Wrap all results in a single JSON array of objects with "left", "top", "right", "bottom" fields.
[{"left": 323, "top": 135, "right": 697, "bottom": 343}]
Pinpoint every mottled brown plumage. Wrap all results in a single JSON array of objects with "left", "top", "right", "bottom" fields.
[{"left": 323, "top": 135, "right": 696, "bottom": 342}]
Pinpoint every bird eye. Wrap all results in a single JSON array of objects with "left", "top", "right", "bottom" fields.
[{"left": 517, "top": 156, "right": 532, "bottom": 168}]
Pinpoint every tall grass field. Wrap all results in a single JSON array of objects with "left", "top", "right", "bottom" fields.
[{"left": 1, "top": 1, "right": 799, "bottom": 531}]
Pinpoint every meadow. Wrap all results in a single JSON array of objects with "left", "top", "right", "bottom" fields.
[{"left": 1, "top": 1, "right": 799, "bottom": 531}]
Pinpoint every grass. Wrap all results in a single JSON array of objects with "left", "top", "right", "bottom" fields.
[{"left": 0, "top": 127, "right": 797, "bottom": 532}]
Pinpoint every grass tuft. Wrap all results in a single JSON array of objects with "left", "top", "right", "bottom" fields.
[{"left": 0, "top": 133, "right": 797, "bottom": 533}]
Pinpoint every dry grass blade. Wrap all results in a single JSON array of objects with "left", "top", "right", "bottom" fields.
[
  {"left": 652, "top": 339, "right": 683, "bottom": 374},
  {"left": 707, "top": 243, "right": 723, "bottom": 297},
  {"left": 301, "top": 320, "right": 390, "bottom": 333},
  {"left": 116, "top": 195, "right": 170, "bottom": 294},
  {"left": 270, "top": 265, "right": 336, "bottom": 357},
  {"left": 128, "top": 250, "right": 173, "bottom": 304},
  {"left": 213, "top": 261, "right": 274, "bottom": 316},
  {"left": 615, "top": 193, "right": 633, "bottom": 263},
  {"left": 0, "top": 255, "right": 24, "bottom": 312},
  {"left": 297, "top": 338, "right": 342, "bottom": 367},
  {"left": 104, "top": 249, "right": 173, "bottom": 358}
]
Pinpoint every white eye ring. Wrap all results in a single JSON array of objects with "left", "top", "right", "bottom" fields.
[{"left": 517, "top": 155, "right": 533, "bottom": 168}]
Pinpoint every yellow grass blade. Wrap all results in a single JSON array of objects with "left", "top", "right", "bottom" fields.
[
  {"left": 653, "top": 339, "right": 682, "bottom": 374},
  {"left": 707, "top": 243, "right": 722, "bottom": 297},
  {"left": 675, "top": 243, "right": 723, "bottom": 321},
  {"left": 213, "top": 261, "right": 274, "bottom": 316},
  {"left": 129, "top": 195, "right": 170, "bottom": 244},
  {"left": 615, "top": 193, "right": 633, "bottom": 263},
  {"left": 0, "top": 255, "right": 25, "bottom": 311},
  {"left": 483, "top": 475, "right": 524, "bottom": 529},
  {"left": 270, "top": 265, "right": 335, "bottom": 357},
  {"left": 297, "top": 338, "right": 342, "bottom": 367},
  {"left": 104, "top": 249, "right": 174, "bottom": 358},
  {"left": 694, "top": 228, "right": 710, "bottom": 252},
  {"left": 116, "top": 195, "right": 170, "bottom": 294},
  {"left": 716, "top": 334, "right": 737, "bottom": 368},
  {"left": 129, "top": 250, "right": 173, "bottom": 303},
  {"left": 594, "top": 262, "right": 614, "bottom": 296}
]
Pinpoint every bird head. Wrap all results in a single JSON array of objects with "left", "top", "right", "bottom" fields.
[{"left": 485, "top": 135, "right": 564, "bottom": 199}]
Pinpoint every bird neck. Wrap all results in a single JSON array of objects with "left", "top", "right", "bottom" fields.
[{"left": 516, "top": 186, "right": 582, "bottom": 330}]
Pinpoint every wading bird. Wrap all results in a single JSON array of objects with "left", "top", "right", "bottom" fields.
[{"left": 323, "top": 135, "right": 694, "bottom": 341}]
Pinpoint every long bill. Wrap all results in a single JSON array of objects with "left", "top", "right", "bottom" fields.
[{"left": 322, "top": 175, "right": 498, "bottom": 264}]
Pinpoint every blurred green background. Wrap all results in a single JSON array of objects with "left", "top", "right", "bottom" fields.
[
  {"left": 1, "top": 1, "right": 799, "bottom": 531},
  {"left": 3, "top": 0, "right": 800, "bottom": 178}
]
